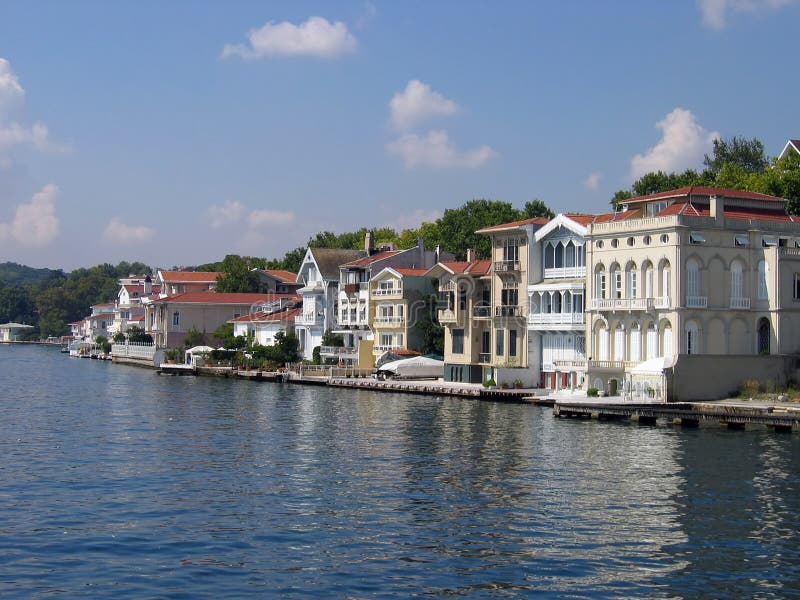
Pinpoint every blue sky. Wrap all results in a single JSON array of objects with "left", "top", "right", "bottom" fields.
[{"left": 0, "top": 1, "right": 798, "bottom": 270}]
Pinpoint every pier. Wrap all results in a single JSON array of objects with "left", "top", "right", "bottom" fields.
[{"left": 549, "top": 399, "right": 800, "bottom": 431}]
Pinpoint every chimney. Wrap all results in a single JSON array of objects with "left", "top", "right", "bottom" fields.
[
  {"left": 417, "top": 236, "right": 425, "bottom": 266},
  {"left": 466, "top": 248, "right": 475, "bottom": 263},
  {"left": 143, "top": 275, "right": 152, "bottom": 294},
  {"left": 365, "top": 230, "right": 375, "bottom": 254},
  {"left": 709, "top": 194, "right": 724, "bottom": 224}
]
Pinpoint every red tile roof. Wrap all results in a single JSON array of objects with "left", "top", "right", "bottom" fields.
[
  {"left": 623, "top": 186, "right": 785, "bottom": 205},
  {"left": 343, "top": 250, "right": 402, "bottom": 267},
  {"left": 653, "top": 201, "right": 796, "bottom": 222},
  {"left": 123, "top": 284, "right": 161, "bottom": 294},
  {"left": 563, "top": 214, "right": 598, "bottom": 226},
  {"left": 475, "top": 216, "right": 550, "bottom": 233},
  {"left": 262, "top": 269, "right": 298, "bottom": 282},
  {"left": 159, "top": 270, "right": 222, "bottom": 282},
  {"left": 129, "top": 315, "right": 145, "bottom": 321},
  {"left": 439, "top": 259, "right": 492, "bottom": 275},
  {"left": 92, "top": 302, "right": 115, "bottom": 308},
  {"left": 150, "top": 292, "right": 299, "bottom": 305},
  {"left": 229, "top": 307, "right": 302, "bottom": 323},
  {"left": 394, "top": 268, "right": 430, "bottom": 276}
]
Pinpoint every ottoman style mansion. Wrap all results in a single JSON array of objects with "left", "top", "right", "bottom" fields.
[{"left": 439, "top": 186, "right": 800, "bottom": 401}]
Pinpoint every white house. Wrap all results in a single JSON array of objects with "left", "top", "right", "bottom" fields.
[{"left": 0, "top": 322, "right": 34, "bottom": 342}]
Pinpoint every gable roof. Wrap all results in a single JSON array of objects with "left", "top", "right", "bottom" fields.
[
  {"left": 342, "top": 249, "right": 401, "bottom": 267},
  {"left": 308, "top": 248, "right": 367, "bottom": 279},
  {"left": 433, "top": 259, "right": 492, "bottom": 276},
  {"left": 534, "top": 213, "right": 594, "bottom": 242},
  {"left": 229, "top": 307, "right": 302, "bottom": 324},
  {"left": 158, "top": 270, "right": 222, "bottom": 283},
  {"left": 779, "top": 139, "right": 800, "bottom": 159},
  {"left": 261, "top": 269, "right": 298, "bottom": 283},
  {"left": 475, "top": 216, "right": 550, "bottom": 234}
]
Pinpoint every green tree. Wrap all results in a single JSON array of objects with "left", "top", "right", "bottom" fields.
[
  {"left": 704, "top": 136, "right": 767, "bottom": 175},
  {"left": 521, "top": 199, "right": 555, "bottom": 219},
  {"left": 436, "top": 199, "right": 522, "bottom": 260},
  {"left": 183, "top": 326, "right": 207, "bottom": 348},
  {"left": 215, "top": 255, "right": 263, "bottom": 293},
  {"left": 126, "top": 326, "right": 153, "bottom": 344}
]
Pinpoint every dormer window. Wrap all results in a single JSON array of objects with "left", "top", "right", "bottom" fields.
[
  {"left": 762, "top": 236, "right": 778, "bottom": 247},
  {"left": 734, "top": 234, "right": 749, "bottom": 247}
]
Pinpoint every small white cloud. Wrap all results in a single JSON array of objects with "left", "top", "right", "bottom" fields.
[
  {"left": 222, "top": 16, "right": 357, "bottom": 59},
  {"left": 207, "top": 199, "right": 245, "bottom": 228},
  {"left": 248, "top": 209, "right": 296, "bottom": 227},
  {"left": 386, "top": 130, "right": 496, "bottom": 169},
  {"left": 383, "top": 208, "right": 443, "bottom": 233},
  {"left": 389, "top": 80, "right": 459, "bottom": 131},
  {"left": 102, "top": 217, "right": 155, "bottom": 244},
  {"left": 0, "top": 184, "right": 60, "bottom": 246},
  {"left": 699, "top": 0, "right": 797, "bottom": 29},
  {"left": 629, "top": 108, "right": 719, "bottom": 181},
  {"left": 584, "top": 172, "right": 602, "bottom": 191},
  {"left": 0, "top": 58, "right": 25, "bottom": 117}
]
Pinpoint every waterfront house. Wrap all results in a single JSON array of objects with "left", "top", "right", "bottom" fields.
[
  {"left": 427, "top": 251, "right": 493, "bottom": 383},
  {"left": 144, "top": 291, "right": 297, "bottom": 348},
  {"left": 294, "top": 247, "right": 365, "bottom": 361},
  {"left": 258, "top": 269, "right": 302, "bottom": 295},
  {"left": 369, "top": 266, "right": 436, "bottom": 363},
  {"left": 328, "top": 231, "right": 450, "bottom": 367},
  {"left": 581, "top": 186, "right": 800, "bottom": 401},
  {"left": 156, "top": 270, "right": 221, "bottom": 296},
  {"left": 230, "top": 305, "right": 301, "bottom": 346},
  {"left": 474, "top": 217, "right": 549, "bottom": 388},
  {"left": 110, "top": 275, "right": 161, "bottom": 335},
  {"left": 0, "top": 322, "right": 34, "bottom": 342}
]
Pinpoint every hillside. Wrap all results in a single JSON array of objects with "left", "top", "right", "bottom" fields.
[{"left": 0, "top": 262, "right": 64, "bottom": 287}]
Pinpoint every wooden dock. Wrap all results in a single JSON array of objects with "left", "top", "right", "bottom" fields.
[{"left": 552, "top": 400, "right": 800, "bottom": 432}]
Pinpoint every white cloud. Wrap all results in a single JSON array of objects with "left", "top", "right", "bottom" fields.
[
  {"left": 629, "top": 108, "right": 719, "bottom": 181},
  {"left": 382, "top": 208, "right": 443, "bottom": 232},
  {"left": 699, "top": 0, "right": 797, "bottom": 29},
  {"left": 0, "top": 184, "right": 60, "bottom": 246},
  {"left": 386, "top": 130, "right": 496, "bottom": 169},
  {"left": 102, "top": 217, "right": 155, "bottom": 244},
  {"left": 389, "top": 80, "right": 459, "bottom": 131},
  {"left": 248, "top": 209, "right": 296, "bottom": 227},
  {"left": 0, "top": 58, "right": 67, "bottom": 161},
  {"left": 222, "top": 16, "right": 357, "bottom": 59},
  {"left": 584, "top": 172, "right": 602, "bottom": 191},
  {"left": 207, "top": 199, "right": 246, "bottom": 228}
]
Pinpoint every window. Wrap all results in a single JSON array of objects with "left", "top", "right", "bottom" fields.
[
  {"left": 458, "top": 285, "right": 467, "bottom": 310},
  {"left": 509, "top": 330, "right": 517, "bottom": 357},
  {"left": 734, "top": 234, "right": 749, "bottom": 247},
  {"left": 689, "top": 231, "right": 706, "bottom": 244},
  {"left": 731, "top": 261, "right": 744, "bottom": 299},
  {"left": 646, "top": 324, "right": 657, "bottom": 359},
  {"left": 611, "top": 239, "right": 619, "bottom": 248},
  {"left": 172, "top": 311, "right": 180, "bottom": 327},
  {"left": 596, "top": 240, "right": 604, "bottom": 249},
  {"left": 627, "top": 237, "right": 635, "bottom": 247},
  {"left": 686, "top": 321, "right": 699, "bottom": 355},
  {"left": 686, "top": 259, "right": 700, "bottom": 298},
  {"left": 762, "top": 236, "right": 778, "bottom": 247},
  {"left": 614, "top": 324, "right": 625, "bottom": 361},
  {"left": 613, "top": 270, "right": 623, "bottom": 299},
  {"left": 643, "top": 235, "right": 651, "bottom": 245},
  {"left": 627, "top": 270, "right": 638, "bottom": 299},
  {"left": 481, "top": 331, "right": 491, "bottom": 355},
  {"left": 379, "top": 333, "right": 393, "bottom": 347},
  {"left": 794, "top": 273, "right": 800, "bottom": 301},
  {"left": 596, "top": 272, "right": 607, "bottom": 299},
  {"left": 501, "top": 287, "right": 518, "bottom": 307},
  {"left": 495, "top": 330, "right": 504, "bottom": 357},
  {"left": 758, "top": 260, "right": 768, "bottom": 299},
  {"left": 502, "top": 238, "right": 519, "bottom": 263},
  {"left": 660, "top": 234, "right": 669, "bottom": 244},
  {"left": 452, "top": 329, "right": 464, "bottom": 354}
]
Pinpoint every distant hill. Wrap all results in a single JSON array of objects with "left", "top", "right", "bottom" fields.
[{"left": 0, "top": 262, "right": 64, "bottom": 287}]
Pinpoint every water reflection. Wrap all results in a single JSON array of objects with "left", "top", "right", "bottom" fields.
[{"left": 2, "top": 346, "right": 800, "bottom": 598}]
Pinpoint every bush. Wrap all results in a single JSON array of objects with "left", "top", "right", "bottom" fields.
[
  {"left": 739, "top": 379, "right": 760, "bottom": 398},
  {"left": 164, "top": 348, "right": 181, "bottom": 362},
  {"left": 483, "top": 378, "right": 496, "bottom": 388},
  {"left": 587, "top": 387, "right": 599, "bottom": 397}
]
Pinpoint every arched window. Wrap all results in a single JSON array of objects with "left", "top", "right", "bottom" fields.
[
  {"left": 598, "top": 325, "right": 609, "bottom": 361},
  {"left": 613, "top": 323, "right": 625, "bottom": 361},
  {"left": 685, "top": 321, "right": 699, "bottom": 355},
  {"left": 731, "top": 260, "right": 744, "bottom": 300},
  {"left": 642, "top": 261, "right": 654, "bottom": 299},
  {"left": 610, "top": 264, "right": 622, "bottom": 299},
  {"left": 646, "top": 323, "right": 657, "bottom": 359},
  {"left": 554, "top": 243, "right": 564, "bottom": 268},
  {"left": 686, "top": 258, "right": 701, "bottom": 299},
  {"left": 758, "top": 260, "right": 768, "bottom": 300},
  {"left": 565, "top": 241, "right": 575, "bottom": 268},
  {"left": 544, "top": 242, "right": 555, "bottom": 269},
  {"left": 662, "top": 324, "right": 674, "bottom": 357},
  {"left": 630, "top": 323, "right": 641, "bottom": 362},
  {"left": 595, "top": 264, "right": 607, "bottom": 299},
  {"left": 758, "top": 317, "right": 770, "bottom": 354},
  {"left": 626, "top": 262, "right": 638, "bottom": 299}
]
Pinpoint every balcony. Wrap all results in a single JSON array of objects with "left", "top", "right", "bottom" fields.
[
  {"left": 374, "top": 344, "right": 404, "bottom": 352},
  {"left": 479, "top": 352, "right": 491, "bottom": 363},
  {"left": 730, "top": 297, "right": 751, "bottom": 310},
  {"left": 686, "top": 296, "right": 708, "bottom": 308},
  {"left": 544, "top": 266, "right": 586, "bottom": 280},
  {"left": 371, "top": 286, "right": 403, "bottom": 298},
  {"left": 494, "top": 260, "right": 521, "bottom": 273},
  {"left": 590, "top": 297, "right": 672, "bottom": 311},
  {"left": 438, "top": 308, "right": 457, "bottom": 323},
  {"left": 295, "top": 312, "right": 321, "bottom": 326},
  {"left": 472, "top": 305, "right": 491, "bottom": 318},
  {"left": 342, "top": 282, "right": 368, "bottom": 295},
  {"left": 495, "top": 305, "right": 525, "bottom": 318},
  {"left": 528, "top": 312, "right": 585, "bottom": 328},
  {"left": 374, "top": 315, "right": 404, "bottom": 327}
]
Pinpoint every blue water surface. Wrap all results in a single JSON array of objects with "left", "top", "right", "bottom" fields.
[{"left": 1, "top": 345, "right": 799, "bottom": 598}]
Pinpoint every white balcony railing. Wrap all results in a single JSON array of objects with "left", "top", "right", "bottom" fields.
[
  {"left": 473, "top": 305, "right": 492, "bottom": 318},
  {"left": 495, "top": 305, "right": 525, "bottom": 317},
  {"left": 371, "top": 287, "right": 403, "bottom": 298},
  {"left": 374, "top": 316, "right": 404, "bottom": 326},
  {"left": 544, "top": 266, "right": 586, "bottom": 280},
  {"left": 494, "top": 260, "right": 521, "bottom": 272},
  {"left": 730, "top": 297, "right": 751, "bottom": 309},
  {"left": 590, "top": 297, "right": 672, "bottom": 311},
  {"left": 374, "top": 344, "right": 404, "bottom": 352},
  {"left": 438, "top": 309, "right": 457, "bottom": 322},
  {"left": 686, "top": 296, "right": 707, "bottom": 308},
  {"left": 320, "top": 346, "right": 358, "bottom": 357},
  {"left": 528, "top": 312, "right": 585, "bottom": 326},
  {"left": 295, "top": 312, "right": 321, "bottom": 325}
]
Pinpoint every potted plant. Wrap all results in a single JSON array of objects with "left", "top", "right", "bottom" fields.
[
  {"left": 164, "top": 348, "right": 180, "bottom": 364},
  {"left": 513, "top": 379, "right": 523, "bottom": 389},
  {"left": 483, "top": 378, "right": 497, "bottom": 389}
]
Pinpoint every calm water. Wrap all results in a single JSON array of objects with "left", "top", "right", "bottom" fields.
[{"left": 1, "top": 346, "right": 800, "bottom": 598}]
